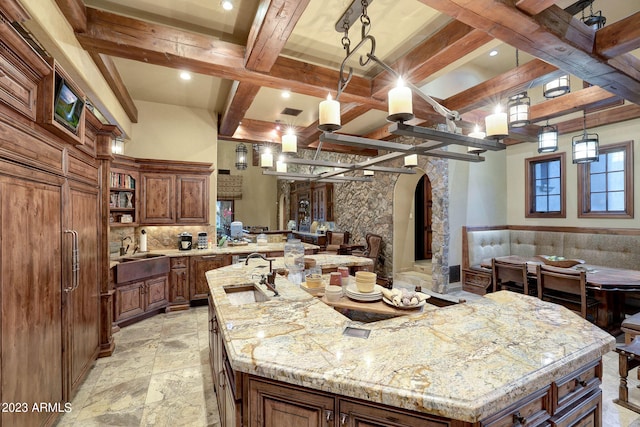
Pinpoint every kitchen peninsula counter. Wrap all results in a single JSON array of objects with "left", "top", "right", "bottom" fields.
[{"left": 206, "top": 259, "right": 615, "bottom": 424}]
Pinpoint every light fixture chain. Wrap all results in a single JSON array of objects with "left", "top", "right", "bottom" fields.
[
  {"left": 360, "top": 0, "right": 370, "bottom": 38},
  {"left": 341, "top": 21, "right": 351, "bottom": 53}
]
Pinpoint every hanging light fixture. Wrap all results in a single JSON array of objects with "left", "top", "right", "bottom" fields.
[
  {"left": 467, "top": 125, "right": 486, "bottom": 153},
  {"left": 260, "top": 147, "right": 274, "bottom": 168},
  {"left": 235, "top": 143, "right": 247, "bottom": 170},
  {"left": 581, "top": 1, "right": 606, "bottom": 30},
  {"left": 485, "top": 105, "right": 508, "bottom": 140},
  {"left": 572, "top": 111, "right": 599, "bottom": 163},
  {"left": 507, "top": 50, "right": 530, "bottom": 128},
  {"left": 276, "top": 156, "right": 287, "bottom": 173},
  {"left": 537, "top": 122, "right": 558, "bottom": 153},
  {"left": 543, "top": 75, "right": 570, "bottom": 98}
]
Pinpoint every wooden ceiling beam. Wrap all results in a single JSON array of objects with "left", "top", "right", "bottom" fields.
[
  {"left": 219, "top": 81, "right": 261, "bottom": 137},
  {"left": 371, "top": 20, "right": 493, "bottom": 98},
  {"left": 298, "top": 103, "right": 371, "bottom": 148},
  {"left": 529, "top": 85, "right": 618, "bottom": 123},
  {"left": 88, "top": 53, "right": 138, "bottom": 123},
  {"left": 556, "top": 104, "right": 640, "bottom": 135},
  {"left": 245, "top": 0, "right": 311, "bottom": 72},
  {"left": 595, "top": 12, "right": 640, "bottom": 58},
  {"left": 443, "top": 59, "right": 561, "bottom": 114},
  {"left": 54, "top": 0, "right": 86, "bottom": 32},
  {"left": 416, "top": 0, "right": 640, "bottom": 103},
  {"left": 515, "top": 0, "right": 557, "bottom": 16}
]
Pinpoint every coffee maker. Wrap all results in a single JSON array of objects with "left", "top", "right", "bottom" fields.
[{"left": 178, "top": 232, "right": 193, "bottom": 251}]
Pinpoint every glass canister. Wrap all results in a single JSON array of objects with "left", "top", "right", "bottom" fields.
[{"left": 284, "top": 239, "right": 305, "bottom": 284}]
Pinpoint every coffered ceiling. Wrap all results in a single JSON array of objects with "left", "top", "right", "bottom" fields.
[{"left": 54, "top": 0, "right": 640, "bottom": 153}]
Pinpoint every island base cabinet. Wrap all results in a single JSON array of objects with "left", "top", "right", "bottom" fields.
[
  {"left": 548, "top": 390, "right": 601, "bottom": 427},
  {"left": 338, "top": 399, "right": 460, "bottom": 427},
  {"left": 246, "top": 376, "right": 335, "bottom": 427}
]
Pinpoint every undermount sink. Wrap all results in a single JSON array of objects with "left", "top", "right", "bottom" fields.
[
  {"left": 115, "top": 255, "right": 170, "bottom": 284},
  {"left": 223, "top": 284, "right": 271, "bottom": 306}
]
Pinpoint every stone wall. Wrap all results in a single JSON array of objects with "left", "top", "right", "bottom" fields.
[{"left": 280, "top": 137, "right": 450, "bottom": 291}]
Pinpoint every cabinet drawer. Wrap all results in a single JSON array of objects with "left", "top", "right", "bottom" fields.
[
  {"left": 171, "top": 256, "right": 189, "bottom": 269},
  {"left": 549, "top": 389, "right": 600, "bottom": 427},
  {"left": 552, "top": 360, "right": 601, "bottom": 413},
  {"left": 462, "top": 268, "right": 492, "bottom": 295},
  {"left": 482, "top": 386, "right": 551, "bottom": 427}
]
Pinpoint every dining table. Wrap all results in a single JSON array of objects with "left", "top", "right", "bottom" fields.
[{"left": 481, "top": 255, "right": 640, "bottom": 332}]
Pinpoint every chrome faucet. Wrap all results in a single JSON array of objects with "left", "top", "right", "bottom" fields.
[{"left": 245, "top": 253, "right": 278, "bottom": 296}]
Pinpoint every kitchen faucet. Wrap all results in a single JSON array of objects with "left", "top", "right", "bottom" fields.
[
  {"left": 120, "top": 236, "right": 132, "bottom": 256},
  {"left": 245, "top": 253, "right": 278, "bottom": 296}
]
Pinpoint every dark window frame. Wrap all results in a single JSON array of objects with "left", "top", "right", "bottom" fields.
[
  {"left": 525, "top": 152, "right": 566, "bottom": 218},
  {"left": 578, "top": 140, "right": 634, "bottom": 219}
]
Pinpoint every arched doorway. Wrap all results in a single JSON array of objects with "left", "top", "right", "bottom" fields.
[{"left": 414, "top": 174, "right": 433, "bottom": 261}]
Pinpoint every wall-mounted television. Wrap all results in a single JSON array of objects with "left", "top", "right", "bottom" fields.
[{"left": 53, "top": 76, "right": 84, "bottom": 134}]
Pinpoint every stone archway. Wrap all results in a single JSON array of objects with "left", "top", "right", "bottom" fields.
[{"left": 392, "top": 158, "right": 449, "bottom": 293}]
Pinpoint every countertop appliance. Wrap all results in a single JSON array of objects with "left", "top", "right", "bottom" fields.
[
  {"left": 197, "top": 232, "right": 208, "bottom": 249},
  {"left": 178, "top": 232, "right": 193, "bottom": 251}
]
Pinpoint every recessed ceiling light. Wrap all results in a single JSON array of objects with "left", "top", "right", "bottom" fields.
[
  {"left": 489, "top": 50, "right": 498, "bottom": 57},
  {"left": 221, "top": 0, "right": 233, "bottom": 11},
  {"left": 179, "top": 71, "right": 192, "bottom": 80},
  {"left": 281, "top": 90, "right": 291, "bottom": 99}
]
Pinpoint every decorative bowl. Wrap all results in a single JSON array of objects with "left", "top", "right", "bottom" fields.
[{"left": 535, "top": 255, "right": 584, "bottom": 268}]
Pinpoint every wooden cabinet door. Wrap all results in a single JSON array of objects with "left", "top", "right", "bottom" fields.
[
  {"left": 140, "top": 173, "right": 175, "bottom": 224},
  {"left": 66, "top": 181, "right": 101, "bottom": 396},
  {"left": 145, "top": 275, "right": 169, "bottom": 312},
  {"left": 169, "top": 259, "right": 190, "bottom": 305},
  {"left": 208, "top": 299, "right": 221, "bottom": 392},
  {"left": 190, "top": 255, "right": 231, "bottom": 301},
  {"left": 1, "top": 173, "right": 64, "bottom": 427},
  {"left": 338, "top": 398, "right": 453, "bottom": 427},
  {"left": 176, "top": 174, "right": 209, "bottom": 224},
  {"left": 114, "top": 281, "right": 145, "bottom": 322},
  {"left": 247, "top": 376, "right": 335, "bottom": 427}
]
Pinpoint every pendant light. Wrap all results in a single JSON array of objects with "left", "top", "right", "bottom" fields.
[
  {"left": 485, "top": 105, "right": 508, "bottom": 140},
  {"left": 281, "top": 128, "right": 297, "bottom": 154},
  {"left": 572, "top": 111, "right": 599, "bottom": 163},
  {"left": 467, "top": 125, "right": 486, "bottom": 153},
  {"left": 543, "top": 75, "right": 570, "bottom": 98},
  {"left": 235, "top": 143, "right": 248, "bottom": 170},
  {"left": 508, "top": 50, "right": 530, "bottom": 128},
  {"left": 260, "top": 147, "right": 273, "bottom": 168},
  {"left": 537, "top": 122, "right": 558, "bottom": 153},
  {"left": 581, "top": 2, "right": 606, "bottom": 30}
]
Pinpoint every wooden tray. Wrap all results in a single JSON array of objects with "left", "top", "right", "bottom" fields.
[{"left": 535, "top": 255, "right": 584, "bottom": 268}]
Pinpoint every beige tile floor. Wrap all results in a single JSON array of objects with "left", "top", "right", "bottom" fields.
[{"left": 54, "top": 305, "right": 640, "bottom": 427}]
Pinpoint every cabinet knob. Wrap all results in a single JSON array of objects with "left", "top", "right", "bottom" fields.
[{"left": 575, "top": 378, "right": 588, "bottom": 388}]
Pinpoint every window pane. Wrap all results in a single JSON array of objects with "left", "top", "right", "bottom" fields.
[
  {"left": 535, "top": 163, "right": 543, "bottom": 177},
  {"left": 535, "top": 179, "right": 548, "bottom": 195},
  {"left": 591, "top": 193, "right": 606, "bottom": 211},
  {"left": 547, "top": 178, "right": 560, "bottom": 195},
  {"left": 591, "top": 156, "right": 606, "bottom": 173},
  {"left": 608, "top": 191, "right": 625, "bottom": 211},
  {"left": 608, "top": 151, "right": 625, "bottom": 171},
  {"left": 535, "top": 196, "right": 547, "bottom": 211},
  {"left": 591, "top": 173, "right": 606, "bottom": 192},
  {"left": 548, "top": 160, "right": 560, "bottom": 177},
  {"left": 608, "top": 171, "right": 625, "bottom": 191},
  {"left": 548, "top": 195, "right": 560, "bottom": 211}
]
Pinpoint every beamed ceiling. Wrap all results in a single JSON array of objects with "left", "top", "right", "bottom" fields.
[{"left": 50, "top": 0, "right": 640, "bottom": 155}]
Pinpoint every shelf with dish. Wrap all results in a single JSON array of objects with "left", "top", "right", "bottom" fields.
[{"left": 109, "top": 169, "right": 138, "bottom": 227}]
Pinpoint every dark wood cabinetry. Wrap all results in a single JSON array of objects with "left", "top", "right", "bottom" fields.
[
  {"left": 109, "top": 161, "right": 138, "bottom": 227},
  {"left": 169, "top": 256, "right": 190, "bottom": 310},
  {"left": 290, "top": 182, "right": 334, "bottom": 231},
  {"left": 177, "top": 175, "right": 209, "bottom": 223},
  {"left": 190, "top": 254, "right": 232, "bottom": 301},
  {"left": 114, "top": 275, "right": 169, "bottom": 325},
  {"left": 140, "top": 172, "right": 175, "bottom": 224}
]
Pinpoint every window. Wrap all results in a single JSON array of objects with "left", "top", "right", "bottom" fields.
[
  {"left": 578, "top": 141, "right": 633, "bottom": 218},
  {"left": 525, "top": 152, "right": 566, "bottom": 218}
]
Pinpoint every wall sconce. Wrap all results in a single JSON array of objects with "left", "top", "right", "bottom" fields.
[
  {"left": 543, "top": 75, "right": 570, "bottom": 98},
  {"left": 537, "top": 123, "right": 558, "bottom": 153},
  {"left": 235, "top": 143, "right": 248, "bottom": 170},
  {"left": 111, "top": 137, "right": 124, "bottom": 155},
  {"left": 260, "top": 148, "right": 273, "bottom": 168}
]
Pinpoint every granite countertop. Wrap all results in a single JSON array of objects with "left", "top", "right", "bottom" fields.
[
  {"left": 206, "top": 260, "right": 615, "bottom": 423},
  {"left": 109, "top": 242, "right": 320, "bottom": 268}
]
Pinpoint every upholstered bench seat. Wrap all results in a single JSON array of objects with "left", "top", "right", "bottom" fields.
[{"left": 622, "top": 312, "right": 640, "bottom": 344}]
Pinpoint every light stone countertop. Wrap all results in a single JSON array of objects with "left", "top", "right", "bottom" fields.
[{"left": 206, "top": 258, "right": 615, "bottom": 423}]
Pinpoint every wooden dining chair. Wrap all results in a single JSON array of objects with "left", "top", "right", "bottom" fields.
[
  {"left": 491, "top": 258, "right": 530, "bottom": 295},
  {"left": 536, "top": 264, "right": 598, "bottom": 321}
]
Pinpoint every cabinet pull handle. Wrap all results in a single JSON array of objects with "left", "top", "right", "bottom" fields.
[
  {"left": 325, "top": 410, "right": 333, "bottom": 423},
  {"left": 219, "top": 370, "right": 225, "bottom": 389},
  {"left": 513, "top": 411, "right": 527, "bottom": 425},
  {"left": 575, "top": 378, "right": 588, "bottom": 388},
  {"left": 202, "top": 255, "right": 221, "bottom": 260},
  {"left": 64, "top": 230, "right": 80, "bottom": 292},
  {"left": 340, "top": 413, "right": 348, "bottom": 425}
]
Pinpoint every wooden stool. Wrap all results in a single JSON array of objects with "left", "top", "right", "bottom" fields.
[{"left": 614, "top": 337, "right": 640, "bottom": 413}]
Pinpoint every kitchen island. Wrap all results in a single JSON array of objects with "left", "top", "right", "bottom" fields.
[{"left": 206, "top": 258, "right": 615, "bottom": 426}]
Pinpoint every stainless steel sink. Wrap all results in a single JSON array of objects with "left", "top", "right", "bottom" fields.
[
  {"left": 115, "top": 255, "right": 170, "bottom": 283},
  {"left": 223, "top": 284, "right": 270, "bottom": 306}
]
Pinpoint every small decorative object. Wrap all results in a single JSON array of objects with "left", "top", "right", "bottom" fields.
[
  {"left": 535, "top": 255, "right": 584, "bottom": 268},
  {"left": 120, "top": 214, "right": 133, "bottom": 223},
  {"left": 125, "top": 192, "right": 133, "bottom": 208}
]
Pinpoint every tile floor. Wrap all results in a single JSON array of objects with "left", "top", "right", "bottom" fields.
[{"left": 55, "top": 303, "right": 640, "bottom": 427}]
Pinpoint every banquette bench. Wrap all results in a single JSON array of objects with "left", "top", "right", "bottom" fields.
[{"left": 462, "top": 225, "right": 640, "bottom": 295}]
